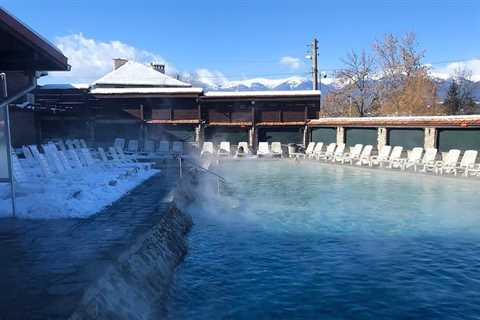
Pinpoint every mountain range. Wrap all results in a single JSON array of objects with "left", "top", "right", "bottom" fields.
[{"left": 195, "top": 76, "right": 480, "bottom": 101}]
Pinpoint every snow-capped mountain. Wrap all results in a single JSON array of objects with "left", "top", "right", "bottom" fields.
[
  {"left": 195, "top": 75, "right": 339, "bottom": 94},
  {"left": 193, "top": 74, "right": 480, "bottom": 101}
]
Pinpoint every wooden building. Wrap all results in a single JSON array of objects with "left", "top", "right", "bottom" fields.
[{"left": 33, "top": 59, "right": 321, "bottom": 149}]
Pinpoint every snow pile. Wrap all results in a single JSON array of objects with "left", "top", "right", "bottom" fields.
[{"left": 0, "top": 163, "right": 159, "bottom": 219}]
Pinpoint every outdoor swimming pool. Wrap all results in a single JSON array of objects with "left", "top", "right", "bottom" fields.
[{"left": 165, "top": 161, "right": 480, "bottom": 319}]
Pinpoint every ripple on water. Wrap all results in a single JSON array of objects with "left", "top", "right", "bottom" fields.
[{"left": 165, "top": 161, "right": 480, "bottom": 319}]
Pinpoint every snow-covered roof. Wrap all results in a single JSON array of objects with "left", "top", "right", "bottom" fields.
[
  {"left": 38, "top": 83, "right": 90, "bottom": 90},
  {"left": 203, "top": 90, "right": 321, "bottom": 98},
  {"left": 90, "top": 87, "right": 203, "bottom": 95},
  {"left": 309, "top": 115, "right": 480, "bottom": 128},
  {"left": 92, "top": 61, "right": 192, "bottom": 87}
]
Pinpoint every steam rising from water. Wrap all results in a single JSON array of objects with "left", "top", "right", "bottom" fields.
[{"left": 166, "top": 160, "right": 480, "bottom": 319}]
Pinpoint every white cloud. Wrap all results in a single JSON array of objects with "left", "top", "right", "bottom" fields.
[
  {"left": 430, "top": 59, "right": 480, "bottom": 82},
  {"left": 43, "top": 33, "right": 172, "bottom": 84},
  {"left": 191, "top": 68, "right": 229, "bottom": 89},
  {"left": 280, "top": 56, "right": 302, "bottom": 70}
]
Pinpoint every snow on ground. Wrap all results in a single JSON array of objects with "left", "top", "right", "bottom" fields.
[{"left": 0, "top": 161, "right": 159, "bottom": 219}]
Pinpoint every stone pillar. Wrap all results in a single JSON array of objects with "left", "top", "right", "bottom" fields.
[
  {"left": 249, "top": 126, "right": 258, "bottom": 150},
  {"left": 424, "top": 127, "right": 437, "bottom": 149},
  {"left": 377, "top": 127, "right": 387, "bottom": 150},
  {"left": 336, "top": 127, "right": 345, "bottom": 145},
  {"left": 195, "top": 124, "right": 204, "bottom": 147}
]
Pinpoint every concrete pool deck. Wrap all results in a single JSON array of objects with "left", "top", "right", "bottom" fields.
[{"left": 0, "top": 163, "right": 190, "bottom": 319}]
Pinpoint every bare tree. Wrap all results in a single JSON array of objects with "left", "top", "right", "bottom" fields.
[
  {"left": 336, "top": 50, "right": 379, "bottom": 116},
  {"left": 372, "top": 32, "right": 436, "bottom": 115}
]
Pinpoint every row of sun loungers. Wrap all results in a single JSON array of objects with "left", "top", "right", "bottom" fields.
[
  {"left": 113, "top": 138, "right": 185, "bottom": 157},
  {"left": 200, "top": 141, "right": 284, "bottom": 158},
  {"left": 12, "top": 138, "right": 153, "bottom": 183},
  {"left": 301, "top": 142, "right": 480, "bottom": 177}
]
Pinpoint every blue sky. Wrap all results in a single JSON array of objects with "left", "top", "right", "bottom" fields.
[{"left": 3, "top": 0, "right": 480, "bottom": 83}]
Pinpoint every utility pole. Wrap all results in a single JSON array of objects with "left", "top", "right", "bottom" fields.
[{"left": 311, "top": 38, "right": 319, "bottom": 90}]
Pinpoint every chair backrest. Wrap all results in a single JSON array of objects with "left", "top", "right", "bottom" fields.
[
  {"left": 409, "top": 147, "right": 424, "bottom": 162},
  {"left": 271, "top": 142, "right": 282, "bottom": 153},
  {"left": 219, "top": 141, "right": 230, "bottom": 152},
  {"left": 360, "top": 145, "right": 373, "bottom": 158},
  {"left": 42, "top": 144, "right": 65, "bottom": 174},
  {"left": 72, "top": 139, "right": 82, "bottom": 149},
  {"left": 389, "top": 146, "right": 403, "bottom": 160},
  {"left": 313, "top": 142, "right": 324, "bottom": 153},
  {"left": 172, "top": 141, "right": 183, "bottom": 154},
  {"left": 81, "top": 148, "right": 96, "bottom": 166},
  {"left": 127, "top": 140, "right": 139, "bottom": 153},
  {"left": 445, "top": 149, "right": 461, "bottom": 165},
  {"left": 305, "top": 142, "right": 316, "bottom": 154},
  {"left": 334, "top": 143, "right": 345, "bottom": 156},
  {"left": 460, "top": 150, "right": 478, "bottom": 167},
  {"left": 258, "top": 142, "right": 270, "bottom": 153},
  {"left": 423, "top": 148, "right": 437, "bottom": 163},
  {"left": 202, "top": 142, "right": 214, "bottom": 154},
  {"left": 29, "top": 145, "right": 52, "bottom": 177},
  {"left": 57, "top": 150, "right": 73, "bottom": 170},
  {"left": 79, "top": 139, "right": 88, "bottom": 149},
  {"left": 351, "top": 144, "right": 363, "bottom": 157},
  {"left": 109, "top": 147, "right": 120, "bottom": 161},
  {"left": 68, "top": 149, "right": 83, "bottom": 168},
  {"left": 22, "top": 145, "right": 34, "bottom": 161},
  {"left": 98, "top": 147, "right": 109, "bottom": 162},
  {"left": 237, "top": 142, "right": 250, "bottom": 154},
  {"left": 57, "top": 140, "right": 67, "bottom": 151},
  {"left": 114, "top": 138, "right": 126, "bottom": 150},
  {"left": 65, "top": 140, "right": 75, "bottom": 150},
  {"left": 378, "top": 145, "right": 392, "bottom": 161},
  {"left": 325, "top": 143, "right": 336, "bottom": 155},
  {"left": 11, "top": 153, "right": 27, "bottom": 183},
  {"left": 143, "top": 140, "right": 155, "bottom": 153},
  {"left": 158, "top": 141, "right": 170, "bottom": 153}
]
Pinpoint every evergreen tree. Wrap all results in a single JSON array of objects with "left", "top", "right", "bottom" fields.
[{"left": 443, "top": 80, "right": 462, "bottom": 115}]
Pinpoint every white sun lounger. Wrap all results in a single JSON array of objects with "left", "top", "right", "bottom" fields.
[
  {"left": 436, "top": 149, "right": 462, "bottom": 175},
  {"left": 201, "top": 142, "right": 215, "bottom": 156},
  {"left": 143, "top": 140, "right": 156, "bottom": 155},
  {"left": 257, "top": 142, "right": 271, "bottom": 157},
  {"left": 382, "top": 146, "right": 403, "bottom": 168},
  {"left": 390, "top": 147, "right": 423, "bottom": 170},
  {"left": 11, "top": 152, "right": 27, "bottom": 183},
  {"left": 339, "top": 144, "right": 363, "bottom": 164},
  {"left": 29, "top": 145, "right": 53, "bottom": 178},
  {"left": 292, "top": 142, "right": 315, "bottom": 159},
  {"left": 235, "top": 142, "right": 250, "bottom": 157},
  {"left": 310, "top": 142, "right": 324, "bottom": 159},
  {"left": 217, "top": 142, "right": 231, "bottom": 157},
  {"left": 423, "top": 149, "right": 458, "bottom": 174},
  {"left": 368, "top": 145, "right": 392, "bottom": 167},
  {"left": 330, "top": 143, "right": 346, "bottom": 162},
  {"left": 271, "top": 142, "right": 283, "bottom": 158},
  {"left": 114, "top": 138, "right": 126, "bottom": 151},
  {"left": 317, "top": 143, "right": 336, "bottom": 160},
  {"left": 417, "top": 148, "right": 438, "bottom": 172},
  {"left": 126, "top": 140, "right": 139, "bottom": 154},
  {"left": 354, "top": 145, "right": 374, "bottom": 166},
  {"left": 172, "top": 141, "right": 184, "bottom": 155},
  {"left": 453, "top": 150, "right": 478, "bottom": 176}
]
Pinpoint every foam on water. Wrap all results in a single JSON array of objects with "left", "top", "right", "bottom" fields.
[{"left": 165, "top": 161, "right": 480, "bottom": 319}]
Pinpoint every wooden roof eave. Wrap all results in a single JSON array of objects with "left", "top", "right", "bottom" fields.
[{"left": 0, "top": 8, "right": 69, "bottom": 71}]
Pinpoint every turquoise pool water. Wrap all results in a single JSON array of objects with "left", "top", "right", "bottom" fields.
[{"left": 166, "top": 161, "right": 480, "bottom": 319}]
